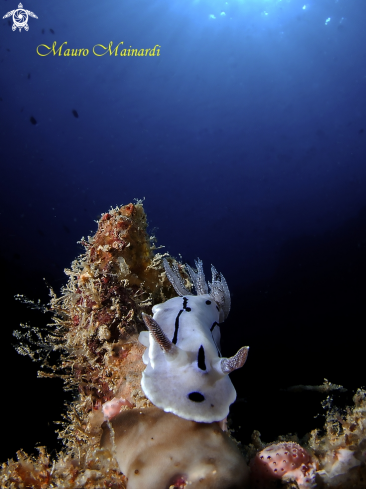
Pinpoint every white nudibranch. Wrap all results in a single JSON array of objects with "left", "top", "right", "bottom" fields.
[{"left": 138, "top": 258, "right": 249, "bottom": 423}]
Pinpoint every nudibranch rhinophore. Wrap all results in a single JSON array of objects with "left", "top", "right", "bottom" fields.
[{"left": 138, "top": 258, "right": 249, "bottom": 423}]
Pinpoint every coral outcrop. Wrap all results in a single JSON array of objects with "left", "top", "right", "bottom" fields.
[
  {"left": 13, "top": 203, "right": 174, "bottom": 454},
  {"left": 3, "top": 202, "right": 176, "bottom": 487}
]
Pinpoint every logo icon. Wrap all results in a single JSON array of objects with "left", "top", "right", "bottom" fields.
[{"left": 3, "top": 3, "right": 38, "bottom": 32}]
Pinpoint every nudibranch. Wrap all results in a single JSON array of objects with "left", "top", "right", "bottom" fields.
[{"left": 138, "top": 258, "right": 249, "bottom": 423}]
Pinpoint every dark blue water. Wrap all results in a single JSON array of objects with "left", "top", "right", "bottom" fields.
[{"left": 1, "top": 0, "right": 365, "bottom": 461}]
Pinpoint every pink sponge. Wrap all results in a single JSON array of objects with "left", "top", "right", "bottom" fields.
[{"left": 250, "top": 442, "right": 316, "bottom": 488}]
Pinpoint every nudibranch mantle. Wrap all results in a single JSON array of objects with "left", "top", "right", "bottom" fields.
[{"left": 138, "top": 258, "right": 249, "bottom": 423}]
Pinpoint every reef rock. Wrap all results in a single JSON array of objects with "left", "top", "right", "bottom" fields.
[{"left": 101, "top": 406, "right": 249, "bottom": 489}]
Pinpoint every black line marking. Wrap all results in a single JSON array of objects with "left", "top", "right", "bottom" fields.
[
  {"left": 172, "top": 297, "right": 192, "bottom": 344},
  {"left": 172, "top": 309, "right": 183, "bottom": 344},
  {"left": 210, "top": 322, "right": 218, "bottom": 332},
  {"left": 183, "top": 296, "right": 191, "bottom": 312},
  {"left": 198, "top": 345, "right": 206, "bottom": 370}
]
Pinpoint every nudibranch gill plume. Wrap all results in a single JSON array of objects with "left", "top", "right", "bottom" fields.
[{"left": 139, "top": 258, "right": 249, "bottom": 423}]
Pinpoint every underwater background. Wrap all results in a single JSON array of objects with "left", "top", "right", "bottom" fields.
[{"left": 0, "top": 0, "right": 365, "bottom": 465}]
